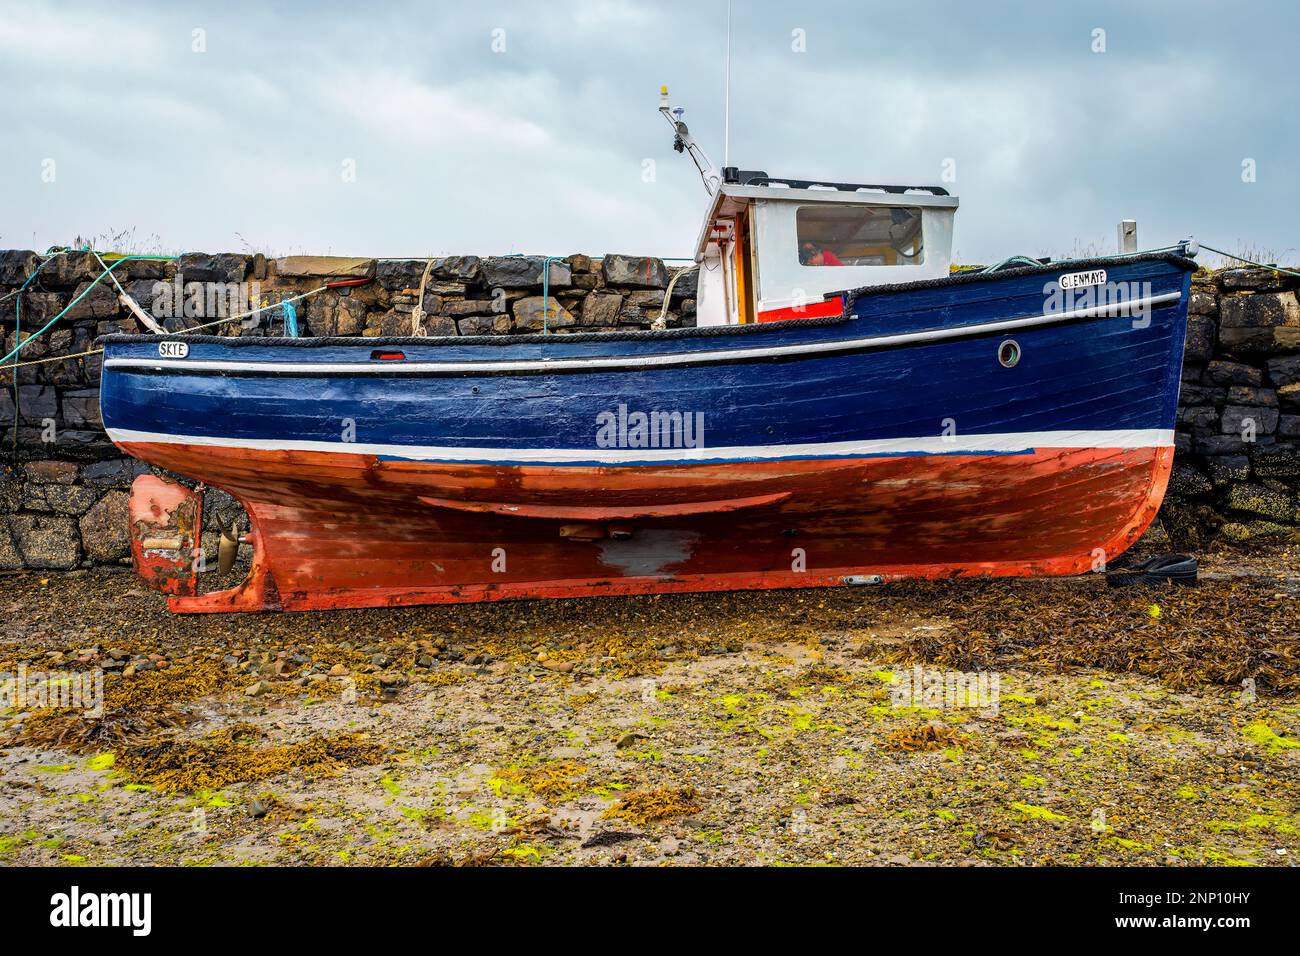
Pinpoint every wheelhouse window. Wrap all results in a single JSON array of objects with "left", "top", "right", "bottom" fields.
[{"left": 796, "top": 205, "right": 925, "bottom": 267}]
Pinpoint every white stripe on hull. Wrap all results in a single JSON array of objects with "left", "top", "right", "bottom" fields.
[{"left": 106, "top": 427, "right": 1176, "bottom": 465}]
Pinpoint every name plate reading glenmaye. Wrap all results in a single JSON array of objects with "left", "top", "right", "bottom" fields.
[{"left": 1059, "top": 269, "right": 1107, "bottom": 290}]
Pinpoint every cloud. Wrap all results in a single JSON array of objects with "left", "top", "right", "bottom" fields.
[{"left": 0, "top": 0, "right": 1295, "bottom": 262}]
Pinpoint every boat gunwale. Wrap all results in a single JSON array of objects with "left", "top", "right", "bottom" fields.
[{"left": 97, "top": 250, "right": 1198, "bottom": 351}]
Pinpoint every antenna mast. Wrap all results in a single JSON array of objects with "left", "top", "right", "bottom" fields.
[
  {"left": 724, "top": 0, "right": 732, "bottom": 168},
  {"left": 658, "top": 86, "right": 722, "bottom": 195}
]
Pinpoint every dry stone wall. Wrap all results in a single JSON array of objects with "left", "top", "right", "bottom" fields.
[
  {"left": 1164, "top": 268, "right": 1300, "bottom": 547},
  {"left": 0, "top": 249, "right": 1296, "bottom": 570}
]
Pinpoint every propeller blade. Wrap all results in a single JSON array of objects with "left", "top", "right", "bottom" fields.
[{"left": 218, "top": 525, "right": 240, "bottom": 575}]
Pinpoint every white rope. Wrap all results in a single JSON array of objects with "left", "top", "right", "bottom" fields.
[
  {"left": 651, "top": 263, "right": 699, "bottom": 331},
  {"left": 91, "top": 250, "right": 166, "bottom": 334},
  {"left": 0, "top": 346, "right": 103, "bottom": 371},
  {"left": 409, "top": 258, "right": 435, "bottom": 336}
]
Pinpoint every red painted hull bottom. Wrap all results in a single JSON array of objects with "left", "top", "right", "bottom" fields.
[{"left": 117, "top": 442, "right": 1172, "bottom": 613}]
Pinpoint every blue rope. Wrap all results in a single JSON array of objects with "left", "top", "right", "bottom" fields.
[
  {"left": 282, "top": 300, "right": 299, "bottom": 337},
  {"left": 540, "top": 255, "right": 564, "bottom": 335}
]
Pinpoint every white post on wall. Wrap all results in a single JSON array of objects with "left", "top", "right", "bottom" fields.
[{"left": 1117, "top": 219, "right": 1137, "bottom": 253}]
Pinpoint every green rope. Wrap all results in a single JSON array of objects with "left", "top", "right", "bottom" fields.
[
  {"left": 5, "top": 248, "right": 175, "bottom": 457},
  {"left": 1198, "top": 244, "right": 1300, "bottom": 280},
  {"left": 1, "top": 252, "right": 174, "bottom": 366},
  {"left": 980, "top": 242, "right": 1208, "bottom": 275},
  {"left": 979, "top": 255, "right": 1044, "bottom": 274},
  {"left": 7, "top": 248, "right": 74, "bottom": 456}
]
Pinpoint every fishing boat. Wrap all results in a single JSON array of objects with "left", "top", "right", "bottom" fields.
[{"left": 100, "top": 89, "right": 1197, "bottom": 612}]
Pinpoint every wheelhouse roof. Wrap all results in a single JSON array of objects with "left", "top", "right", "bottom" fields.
[
  {"left": 692, "top": 169, "right": 959, "bottom": 260},
  {"left": 724, "top": 168, "right": 951, "bottom": 196}
]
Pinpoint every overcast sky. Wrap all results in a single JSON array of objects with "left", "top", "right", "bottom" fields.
[{"left": 2, "top": 0, "right": 1296, "bottom": 264}]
